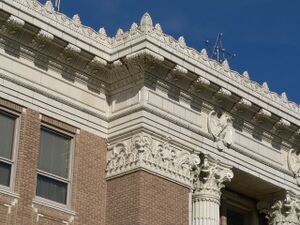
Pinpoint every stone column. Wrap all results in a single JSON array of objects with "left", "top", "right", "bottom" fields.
[
  {"left": 257, "top": 191, "right": 300, "bottom": 225},
  {"left": 192, "top": 155, "right": 233, "bottom": 225}
]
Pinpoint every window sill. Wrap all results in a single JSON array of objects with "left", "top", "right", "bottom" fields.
[
  {"left": 32, "top": 197, "right": 76, "bottom": 216},
  {"left": 0, "top": 186, "right": 19, "bottom": 199}
]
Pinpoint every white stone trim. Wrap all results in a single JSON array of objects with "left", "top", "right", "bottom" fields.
[{"left": 106, "top": 132, "right": 200, "bottom": 188}]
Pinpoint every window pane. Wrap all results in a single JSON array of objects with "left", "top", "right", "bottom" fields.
[
  {"left": 36, "top": 174, "right": 67, "bottom": 204},
  {"left": 0, "top": 113, "right": 15, "bottom": 159},
  {"left": 0, "top": 161, "right": 11, "bottom": 186},
  {"left": 38, "top": 129, "right": 71, "bottom": 178}
]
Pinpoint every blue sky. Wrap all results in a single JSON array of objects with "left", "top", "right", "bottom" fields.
[{"left": 40, "top": 0, "right": 300, "bottom": 103}]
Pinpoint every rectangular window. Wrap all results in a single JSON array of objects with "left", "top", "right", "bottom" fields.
[
  {"left": 0, "top": 111, "right": 17, "bottom": 188},
  {"left": 36, "top": 127, "right": 72, "bottom": 205}
]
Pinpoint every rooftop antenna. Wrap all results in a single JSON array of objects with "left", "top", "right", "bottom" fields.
[
  {"left": 55, "top": 0, "right": 61, "bottom": 12},
  {"left": 204, "top": 33, "right": 236, "bottom": 63}
]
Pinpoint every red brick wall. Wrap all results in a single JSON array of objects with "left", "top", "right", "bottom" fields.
[
  {"left": 72, "top": 130, "right": 107, "bottom": 225},
  {"left": 106, "top": 171, "right": 189, "bottom": 225},
  {"left": 0, "top": 98, "right": 107, "bottom": 225}
]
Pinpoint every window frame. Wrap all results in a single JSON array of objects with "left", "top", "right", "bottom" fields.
[
  {"left": 35, "top": 123, "right": 75, "bottom": 208},
  {"left": 221, "top": 190, "right": 259, "bottom": 225},
  {"left": 0, "top": 107, "right": 20, "bottom": 192}
]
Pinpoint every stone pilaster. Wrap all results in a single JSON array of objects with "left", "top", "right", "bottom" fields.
[
  {"left": 192, "top": 155, "right": 233, "bottom": 225},
  {"left": 257, "top": 191, "right": 300, "bottom": 225}
]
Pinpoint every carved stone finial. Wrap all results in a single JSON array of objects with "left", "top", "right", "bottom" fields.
[
  {"left": 154, "top": 23, "right": 163, "bottom": 34},
  {"left": 115, "top": 28, "right": 124, "bottom": 38},
  {"left": 98, "top": 27, "right": 107, "bottom": 37},
  {"left": 44, "top": 1, "right": 55, "bottom": 14},
  {"left": 130, "top": 22, "right": 138, "bottom": 33},
  {"left": 200, "top": 48, "right": 208, "bottom": 58},
  {"left": 222, "top": 59, "right": 230, "bottom": 70},
  {"left": 72, "top": 14, "right": 82, "bottom": 27},
  {"left": 242, "top": 71, "right": 250, "bottom": 79},
  {"left": 262, "top": 82, "right": 269, "bottom": 91},
  {"left": 281, "top": 92, "right": 288, "bottom": 102},
  {"left": 140, "top": 12, "right": 153, "bottom": 32},
  {"left": 178, "top": 36, "right": 186, "bottom": 48},
  {"left": 207, "top": 110, "right": 234, "bottom": 151}
]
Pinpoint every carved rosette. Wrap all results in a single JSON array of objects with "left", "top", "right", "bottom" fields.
[
  {"left": 106, "top": 133, "right": 200, "bottom": 187},
  {"left": 207, "top": 110, "right": 234, "bottom": 151},
  {"left": 257, "top": 192, "right": 300, "bottom": 225}
]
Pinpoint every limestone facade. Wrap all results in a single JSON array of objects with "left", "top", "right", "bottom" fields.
[{"left": 0, "top": 0, "right": 300, "bottom": 225}]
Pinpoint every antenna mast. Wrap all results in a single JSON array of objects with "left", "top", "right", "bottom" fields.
[
  {"left": 204, "top": 33, "right": 236, "bottom": 63},
  {"left": 55, "top": 0, "right": 61, "bottom": 12}
]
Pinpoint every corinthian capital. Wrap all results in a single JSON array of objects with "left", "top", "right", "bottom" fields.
[
  {"left": 193, "top": 155, "right": 233, "bottom": 201},
  {"left": 257, "top": 191, "right": 300, "bottom": 225}
]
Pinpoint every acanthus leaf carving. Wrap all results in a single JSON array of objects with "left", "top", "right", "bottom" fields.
[
  {"left": 257, "top": 192, "right": 300, "bottom": 225},
  {"left": 193, "top": 155, "right": 233, "bottom": 202},
  {"left": 106, "top": 133, "right": 200, "bottom": 187},
  {"left": 207, "top": 110, "right": 234, "bottom": 151}
]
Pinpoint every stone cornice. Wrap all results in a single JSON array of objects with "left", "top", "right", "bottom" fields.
[
  {"left": 1, "top": 0, "right": 300, "bottom": 135},
  {"left": 1, "top": 0, "right": 300, "bottom": 125}
]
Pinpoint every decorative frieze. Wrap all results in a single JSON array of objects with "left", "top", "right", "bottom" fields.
[
  {"left": 207, "top": 110, "right": 234, "bottom": 151},
  {"left": 257, "top": 192, "right": 300, "bottom": 225},
  {"left": 106, "top": 133, "right": 200, "bottom": 187}
]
